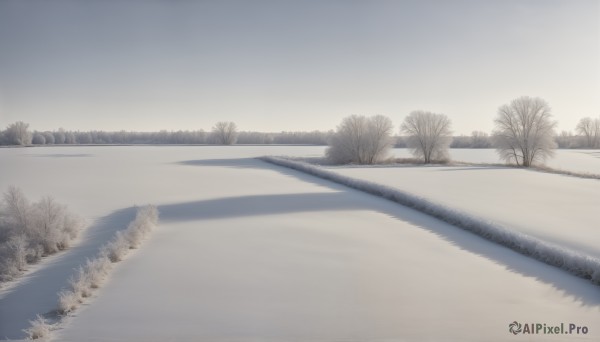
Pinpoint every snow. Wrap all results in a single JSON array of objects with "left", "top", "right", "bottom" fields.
[
  {"left": 0, "top": 146, "right": 599, "bottom": 341},
  {"left": 325, "top": 163, "right": 600, "bottom": 262},
  {"left": 264, "top": 157, "right": 600, "bottom": 284},
  {"left": 393, "top": 148, "right": 600, "bottom": 175}
]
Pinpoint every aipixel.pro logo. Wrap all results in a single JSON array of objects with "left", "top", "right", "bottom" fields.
[{"left": 509, "top": 321, "right": 589, "bottom": 335}]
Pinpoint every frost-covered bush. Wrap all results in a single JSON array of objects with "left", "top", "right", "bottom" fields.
[
  {"left": 23, "top": 314, "right": 53, "bottom": 340},
  {"left": 85, "top": 256, "right": 111, "bottom": 289},
  {"left": 261, "top": 156, "right": 600, "bottom": 286},
  {"left": 69, "top": 266, "right": 93, "bottom": 298},
  {"left": 100, "top": 205, "right": 158, "bottom": 262},
  {"left": 102, "top": 231, "right": 130, "bottom": 263},
  {"left": 57, "top": 205, "right": 158, "bottom": 316},
  {"left": 326, "top": 115, "right": 394, "bottom": 164},
  {"left": 0, "top": 187, "right": 84, "bottom": 282},
  {"left": 0, "top": 235, "right": 28, "bottom": 279},
  {"left": 127, "top": 205, "right": 158, "bottom": 242},
  {"left": 58, "top": 290, "right": 79, "bottom": 314}
]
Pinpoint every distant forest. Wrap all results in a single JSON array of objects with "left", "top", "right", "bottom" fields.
[{"left": 0, "top": 121, "right": 594, "bottom": 149}]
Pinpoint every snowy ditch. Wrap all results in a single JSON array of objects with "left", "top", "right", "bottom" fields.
[
  {"left": 23, "top": 205, "right": 159, "bottom": 340},
  {"left": 260, "top": 156, "right": 600, "bottom": 286}
]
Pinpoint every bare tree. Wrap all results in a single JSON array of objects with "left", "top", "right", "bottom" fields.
[
  {"left": 401, "top": 111, "right": 452, "bottom": 163},
  {"left": 211, "top": 121, "right": 238, "bottom": 145},
  {"left": 492, "top": 96, "right": 557, "bottom": 167},
  {"left": 575, "top": 117, "right": 600, "bottom": 149},
  {"left": 4, "top": 121, "right": 32, "bottom": 145},
  {"left": 326, "top": 115, "right": 394, "bottom": 164}
]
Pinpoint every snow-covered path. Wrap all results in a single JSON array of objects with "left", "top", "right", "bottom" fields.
[{"left": 0, "top": 147, "right": 598, "bottom": 341}]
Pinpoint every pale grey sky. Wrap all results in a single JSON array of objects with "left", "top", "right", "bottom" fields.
[{"left": 0, "top": 0, "right": 598, "bottom": 134}]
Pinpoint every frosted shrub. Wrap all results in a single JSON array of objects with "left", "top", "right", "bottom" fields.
[
  {"left": 56, "top": 205, "right": 158, "bottom": 319},
  {"left": 0, "top": 254, "right": 19, "bottom": 282},
  {"left": 0, "top": 187, "right": 84, "bottom": 283},
  {"left": 102, "top": 231, "right": 129, "bottom": 262},
  {"left": 23, "top": 314, "right": 53, "bottom": 340},
  {"left": 125, "top": 222, "right": 144, "bottom": 248},
  {"left": 69, "top": 266, "right": 92, "bottom": 298},
  {"left": 85, "top": 256, "right": 111, "bottom": 288},
  {"left": 58, "top": 290, "right": 79, "bottom": 314},
  {"left": 124, "top": 205, "right": 158, "bottom": 248},
  {"left": 10, "top": 235, "right": 29, "bottom": 270}
]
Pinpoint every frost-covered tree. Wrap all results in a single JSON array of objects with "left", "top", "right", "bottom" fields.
[
  {"left": 211, "top": 121, "right": 238, "bottom": 145},
  {"left": 575, "top": 117, "right": 600, "bottom": 149},
  {"left": 4, "top": 121, "right": 32, "bottom": 145},
  {"left": 492, "top": 96, "right": 557, "bottom": 167},
  {"left": 53, "top": 129, "right": 66, "bottom": 144},
  {"left": 326, "top": 115, "right": 394, "bottom": 164},
  {"left": 401, "top": 111, "right": 452, "bottom": 163},
  {"left": 32, "top": 132, "right": 46, "bottom": 145},
  {"left": 77, "top": 132, "right": 93, "bottom": 144},
  {"left": 65, "top": 132, "right": 77, "bottom": 144},
  {"left": 43, "top": 132, "right": 55, "bottom": 144}
]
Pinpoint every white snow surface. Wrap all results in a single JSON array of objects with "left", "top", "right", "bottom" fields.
[
  {"left": 0, "top": 146, "right": 598, "bottom": 341},
  {"left": 326, "top": 163, "right": 600, "bottom": 262},
  {"left": 392, "top": 148, "right": 600, "bottom": 175}
]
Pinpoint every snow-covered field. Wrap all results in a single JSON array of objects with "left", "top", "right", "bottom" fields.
[
  {"left": 392, "top": 148, "right": 600, "bottom": 175},
  {"left": 1, "top": 146, "right": 599, "bottom": 341}
]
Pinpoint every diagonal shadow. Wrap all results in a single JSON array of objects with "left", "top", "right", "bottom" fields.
[
  {"left": 158, "top": 192, "right": 364, "bottom": 223},
  {"left": 24, "top": 154, "right": 94, "bottom": 158},
  {"left": 438, "top": 166, "right": 513, "bottom": 171},
  {"left": 176, "top": 158, "right": 265, "bottom": 169},
  {"left": 0, "top": 207, "right": 137, "bottom": 340}
]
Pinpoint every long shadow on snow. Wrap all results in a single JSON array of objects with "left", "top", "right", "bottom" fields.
[
  {"left": 158, "top": 192, "right": 369, "bottom": 222},
  {"left": 0, "top": 207, "right": 138, "bottom": 340},
  {"left": 176, "top": 158, "right": 264, "bottom": 169},
  {"left": 173, "top": 157, "right": 600, "bottom": 307}
]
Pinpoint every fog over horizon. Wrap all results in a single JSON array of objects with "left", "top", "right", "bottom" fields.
[{"left": 0, "top": 0, "right": 598, "bottom": 135}]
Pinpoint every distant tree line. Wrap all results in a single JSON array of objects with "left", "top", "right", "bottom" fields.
[
  {"left": 0, "top": 121, "right": 335, "bottom": 146},
  {"left": 1, "top": 114, "right": 598, "bottom": 150}
]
